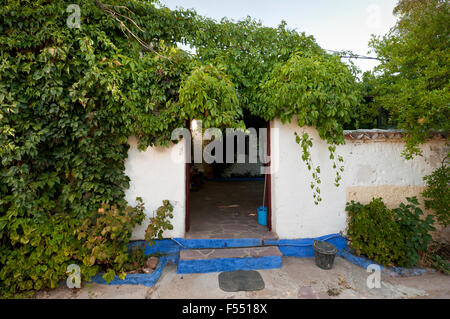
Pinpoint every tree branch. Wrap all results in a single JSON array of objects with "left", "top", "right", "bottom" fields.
[{"left": 93, "top": 0, "right": 170, "bottom": 61}]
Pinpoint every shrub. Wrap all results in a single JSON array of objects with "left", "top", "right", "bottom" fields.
[
  {"left": 393, "top": 197, "right": 435, "bottom": 268},
  {"left": 432, "top": 255, "right": 450, "bottom": 275},
  {"left": 144, "top": 200, "right": 174, "bottom": 244},
  {"left": 0, "top": 198, "right": 145, "bottom": 297},
  {"left": 346, "top": 198, "right": 406, "bottom": 267},
  {"left": 422, "top": 159, "right": 450, "bottom": 227},
  {"left": 347, "top": 197, "right": 437, "bottom": 268}
]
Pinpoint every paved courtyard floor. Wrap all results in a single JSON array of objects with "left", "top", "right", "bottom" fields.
[
  {"left": 187, "top": 180, "right": 277, "bottom": 240},
  {"left": 36, "top": 257, "right": 450, "bottom": 299}
]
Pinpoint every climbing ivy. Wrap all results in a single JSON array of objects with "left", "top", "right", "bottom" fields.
[
  {"left": 179, "top": 64, "right": 243, "bottom": 129},
  {"left": 258, "top": 52, "right": 358, "bottom": 202}
]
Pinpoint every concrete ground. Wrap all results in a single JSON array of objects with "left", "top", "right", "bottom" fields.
[{"left": 36, "top": 256, "right": 450, "bottom": 299}]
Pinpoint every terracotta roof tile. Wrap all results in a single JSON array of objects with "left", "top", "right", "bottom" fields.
[{"left": 343, "top": 129, "right": 447, "bottom": 141}]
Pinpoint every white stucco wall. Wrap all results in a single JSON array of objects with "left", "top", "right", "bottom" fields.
[
  {"left": 270, "top": 119, "right": 448, "bottom": 239},
  {"left": 124, "top": 121, "right": 447, "bottom": 241},
  {"left": 125, "top": 137, "right": 186, "bottom": 240}
]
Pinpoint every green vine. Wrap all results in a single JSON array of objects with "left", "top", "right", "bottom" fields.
[{"left": 144, "top": 200, "right": 174, "bottom": 244}]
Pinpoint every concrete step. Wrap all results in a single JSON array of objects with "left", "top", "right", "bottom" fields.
[{"left": 177, "top": 246, "right": 282, "bottom": 274}]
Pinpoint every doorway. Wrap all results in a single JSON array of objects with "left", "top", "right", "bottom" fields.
[{"left": 185, "top": 114, "right": 275, "bottom": 240}]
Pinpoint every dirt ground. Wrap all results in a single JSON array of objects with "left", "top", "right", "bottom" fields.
[{"left": 35, "top": 256, "right": 450, "bottom": 299}]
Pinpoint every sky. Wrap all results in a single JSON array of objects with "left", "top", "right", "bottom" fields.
[{"left": 161, "top": 0, "right": 399, "bottom": 74}]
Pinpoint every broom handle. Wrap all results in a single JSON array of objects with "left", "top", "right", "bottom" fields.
[{"left": 262, "top": 170, "right": 267, "bottom": 208}]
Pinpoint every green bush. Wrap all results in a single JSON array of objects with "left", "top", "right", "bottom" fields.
[
  {"left": 0, "top": 198, "right": 145, "bottom": 297},
  {"left": 423, "top": 159, "right": 450, "bottom": 227},
  {"left": 347, "top": 197, "right": 437, "bottom": 268},
  {"left": 432, "top": 255, "right": 450, "bottom": 275},
  {"left": 393, "top": 197, "right": 435, "bottom": 268},
  {"left": 346, "top": 198, "right": 406, "bottom": 267}
]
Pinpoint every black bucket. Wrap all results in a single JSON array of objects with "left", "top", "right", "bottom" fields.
[{"left": 313, "top": 240, "right": 337, "bottom": 270}]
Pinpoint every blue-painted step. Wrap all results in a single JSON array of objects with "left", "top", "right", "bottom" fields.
[{"left": 177, "top": 246, "right": 282, "bottom": 274}]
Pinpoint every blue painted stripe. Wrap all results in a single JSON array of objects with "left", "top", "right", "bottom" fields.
[
  {"left": 90, "top": 255, "right": 168, "bottom": 287},
  {"left": 177, "top": 256, "right": 282, "bottom": 274},
  {"left": 264, "top": 234, "right": 347, "bottom": 258},
  {"left": 129, "top": 239, "right": 180, "bottom": 255},
  {"left": 129, "top": 238, "right": 264, "bottom": 253},
  {"left": 338, "top": 249, "right": 431, "bottom": 277},
  {"left": 174, "top": 238, "right": 263, "bottom": 249},
  {"left": 128, "top": 235, "right": 347, "bottom": 258}
]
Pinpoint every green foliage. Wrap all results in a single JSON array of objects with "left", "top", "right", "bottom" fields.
[
  {"left": 259, "top": 52, "right": 358, "bottom": 201},
  {"left": 369, "top": 0, "right": 450, "bottom": 158},
  {"left": 432, "top": 255, "right": 450, "bottom": 275},
  {"left": 258, "top": 52, "right": 358, "bottom": 144},
  {"left": 346, "top": 198, "right": 406, "bottom": 267},
  {"left": 185, "top": 18, "right": 322, "bottom": 111},
  {"left": 0, "top": 197, "right": 145, "bottom": 297},
  {"left": 179, "top": 65, "right": 243, "bottom": 129},
  {"left": 393, "top": 197, "right": 435, "bottom": 268},
  {"left": 346, "top": 72, "right": 393, "bottom": 130},
  {"left": 120, "top": 43, "right": 194, "bottom": 149},
  {"left": 0, "top": 0, "right": 181, "bottom": 297},
  {"left": 144, "top": 200, "right": 174, "bottom": 244},
  {"left": 347, "top": 197, "right": 437, "bottom": 268},
  {"left": 422, "top": 157, "right": 450, "bottom": 227},
  {"left": 124, "top": 245, "right": 148, "bottom": 272}
]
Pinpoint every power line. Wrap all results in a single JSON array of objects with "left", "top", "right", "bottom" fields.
[{"left": 325, "top": 49, "right": 382, "bottom": 61}]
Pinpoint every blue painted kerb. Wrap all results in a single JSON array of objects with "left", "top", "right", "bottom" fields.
[
  {"left": 264, "top": 233, "right": 347, "bottom": 258},
  {"left": 89, "top": 234, "right": 348, "bottom": 286},
  {"left": 89, "top": 233, "right": 429, "bottom": 286},
  {"left": 90, "top": 255, "right": 169, "bottom": 287},
  {"left": 177, "top": 256, "right": 282, "bottom": 274},
  {"left": 338, "top": 248, "right": 432, "bottom": 277}
]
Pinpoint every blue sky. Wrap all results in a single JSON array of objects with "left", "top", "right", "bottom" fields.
[{"left": 161, "top": 0, "right": 399, "bottom": 73}]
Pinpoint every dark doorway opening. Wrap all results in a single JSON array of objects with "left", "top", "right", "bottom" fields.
[{"left": 185, "top": 113, "right": 275, "bottom": 239}]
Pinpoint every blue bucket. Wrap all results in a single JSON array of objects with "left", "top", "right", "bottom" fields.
[{"left": 257, "top": 206, "right": 267, "bottom": 226}]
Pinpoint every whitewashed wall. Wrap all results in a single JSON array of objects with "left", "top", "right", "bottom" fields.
[
  {"left": 125, "top": 121, "right": 447, "bottom": 241},
  {"left": 270, "top": 119, "right": 449, "bottom": 239},
  {"left": 125, "top": 137, "right": 186, "bottom": 240}
]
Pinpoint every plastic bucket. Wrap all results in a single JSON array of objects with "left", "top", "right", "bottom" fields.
[
  {"left": 257, "top": 206, "right": 267, "bottom": 226},
  {"left": 313, "top": 240, "right": 337, "bottom": 270}
]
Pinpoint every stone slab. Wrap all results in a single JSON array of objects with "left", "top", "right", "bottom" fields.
[
  {"left": 218, "top": 270, "right": 265, "bottom": 292},
  {"left": 180, "top": 246, "right": 282, "bottom": 260}
]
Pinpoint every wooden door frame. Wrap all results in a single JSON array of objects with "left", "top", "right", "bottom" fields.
[
  {"left": 266, "top": 121, "right": 272, "bottom": 231},
  {"left": 185, "top": 121, "right": 273, "bottom": 233},
  {"left": 185, "top": 161, "right": 191, "bottom": 233}
]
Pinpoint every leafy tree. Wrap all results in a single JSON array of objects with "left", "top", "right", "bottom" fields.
[
  {"left": 346, "top": 71, "right": 394, "bottom": 130},
  {"left": 369, "top": 0, "right": 449, "bottom": 158},
  {"left": 183, "top": 18, "right": 322, "bottom": 112}
]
